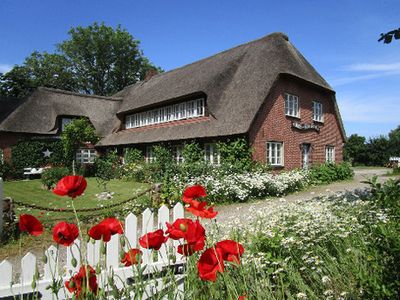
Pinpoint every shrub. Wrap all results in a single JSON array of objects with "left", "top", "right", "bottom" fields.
[
  {"left": 218, "top": 138, "right": 253, "bottom": 172},
  {"left": 94, "top": 150, "right": 121, "bottom": 191},
  {"left": 41, "top": 167, "right": 70, "bottom": 189},
  {"left": 123, "top": 148, "right": 143, "bottom": 164},
  {"left": 309, "top": 162, "right": 354, "bottom": 184}
]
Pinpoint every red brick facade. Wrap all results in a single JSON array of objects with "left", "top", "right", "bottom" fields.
[
  {"left": 249, "top": 76, "right": 344, "bottom": 170},
  {"left": 0, "top": 132, "right": 25, "bottom": 163}
]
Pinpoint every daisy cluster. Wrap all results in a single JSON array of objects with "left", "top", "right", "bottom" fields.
[{"left": 175, "top": 169, "right": 309, "bottom": 202}]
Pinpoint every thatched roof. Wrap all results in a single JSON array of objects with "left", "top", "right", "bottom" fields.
[
  {"left": 98, "top": 32, "right": 342, "bottom": 147},
  {"left": 0, "top": 96, "right": 25, "bottom": 125},
  {"left": 0, "top": 87, "right": 122, "bottom": 136}
]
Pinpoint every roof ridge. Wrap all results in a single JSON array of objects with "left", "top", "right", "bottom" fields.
[
  {"left": 37, "top": 87, "right": 123, "bottom": 101},
  {"left": 122, "top": 32, "right": 289, "bottom": 88}
]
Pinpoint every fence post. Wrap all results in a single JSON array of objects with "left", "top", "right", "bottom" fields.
[{"left": 0, "top": 177, "right": 3, "bottom": 238}]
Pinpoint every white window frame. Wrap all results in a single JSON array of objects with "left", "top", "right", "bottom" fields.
[
  {"left": 325, "top": 145, "right": 335, "bottom": 163},
  {"left": 284, "top": 93, "right": 300, "bottom": 118},
  {"left": 0, "top": 149, "right": 4, "bottom": 164},
  {"left": 313, "top": 101, "right": 323, "bottom": 122},
  {"left": 204, "top": 143, "right": 220, "bottom": 165},
  {"left": 125, "top": 98, "right": 206, "bottom": 129},
  {"left": 75, "top": 149, "right": 97, "bottom": 164},
  {"left": 266, "top": 142, "right": 284, "bottom": 166},
  {"left": 145, "top": 146, "right": 155, "bottom": 163}
]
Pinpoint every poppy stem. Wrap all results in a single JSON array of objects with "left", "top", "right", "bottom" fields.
[{"left": 70, "top": 200, "right": 84, "bottom": 265}]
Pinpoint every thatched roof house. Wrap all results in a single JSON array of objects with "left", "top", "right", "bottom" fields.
[{"left": 0, "top": 32, "right": 345, "bottom": 169}]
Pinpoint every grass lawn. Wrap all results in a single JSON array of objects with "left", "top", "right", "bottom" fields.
[
  {"left": 3, "top": 178, "right": 151, "bottom": 225},
  {"left": 0, "top": 178, "right": 151, "bottom": 260}
]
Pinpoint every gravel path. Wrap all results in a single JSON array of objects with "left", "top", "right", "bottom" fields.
[{"left": 214, "top": 167, "right": 390, "bottom": 225}]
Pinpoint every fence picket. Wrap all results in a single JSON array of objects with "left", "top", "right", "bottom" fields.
[
  {"left": 87, "top": 239, "right": 100, "bottom": 266},
  {"left": 106, "top": 234, "right": 120, "bottom": 269},
  {"left": 44, "top": 245, "right": 58, "bottom": 280},
  {"left": 0, "top": 260, "right": 12, "bottom": 287},
  {"left": 21, "top": 252, "right": 36, "bottom": 285},
  {"left": 66, "top": 239, "right": 81, "bottom": 275},
  {"left": 141, "top": 208, "right": 154, "bottom": 265},
  {"left": 158, "top": 205, "right": 170, "bottom": 263},
  {"left": 173, "top": 202, "right": 184, "bottom": 261},
  {"left": 125, "top": 212, "right": 137, "bottom": 249}
]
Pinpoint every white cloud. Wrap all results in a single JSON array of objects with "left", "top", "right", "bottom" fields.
[
  {"left": 331, "top": 70, "right": 400, "bottom": 86},
  {"left": 342, "top": 62, "right": 400, "bottom": 72},
  {"left": 337, "top": 93, "right": 399, "bottom": 124},
  {"left": 0, "top": 63, "right": 12, "bottom": 74}
]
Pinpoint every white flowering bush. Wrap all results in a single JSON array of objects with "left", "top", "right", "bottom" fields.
[{"left": 173, "top": 169, "right": 309, "bottom": 202}]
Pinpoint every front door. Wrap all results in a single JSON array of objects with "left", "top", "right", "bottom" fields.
[{"left": 302, "top": 144, "right": 311, "bottom": 169}]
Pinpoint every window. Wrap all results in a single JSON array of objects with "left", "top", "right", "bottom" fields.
[
  {"left": 284, "top": 93, "right": 299, "bottom": 118},
  {"left": 266, "top": 142, "right": 284, "bottom": 166},
  {"left": 61, "top": 117, "right": 73, "bottom": 131},
  {"left": 76, "top": 149, "right": 96, "bottom": 164},
  {"left": 313, "top": 101, "right": 323, "bottom": 122},
  {"left": 325, "top": 146, "right": 335, "bottom": 163},
  {"left": 172, "top": 145, "right": 184, "bottom": 164},
  {"left": 0, "top": 149, "right": 3, "bottom": 164},
  {"left": 125, "top": 98, "right": 206, "bottom": 129},
  {"left": 146, "top": 146, "right": 155, "bottom": 163},
  {"left": 204, "top": 143, "right": 220, "bottom": 165}
]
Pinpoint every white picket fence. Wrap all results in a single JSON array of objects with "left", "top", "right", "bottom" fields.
[{"left": 0, "top": 179, "right": 186, "bottom": 299}]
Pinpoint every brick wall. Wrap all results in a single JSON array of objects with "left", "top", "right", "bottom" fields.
[
  {"left": 0, "top": 132, "right": 25, "bottom": 163},
  {"left": 249, "top": 76, "right": 345, "bottom": 170}
]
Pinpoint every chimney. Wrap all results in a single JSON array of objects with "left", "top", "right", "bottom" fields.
[{"left": 144, "top": 68, "right": 159, "bottom": 81}]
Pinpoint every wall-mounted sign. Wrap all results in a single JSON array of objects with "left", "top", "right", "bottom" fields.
[{"left": 292, "top": 122, "right": 320, "bottom": 132}]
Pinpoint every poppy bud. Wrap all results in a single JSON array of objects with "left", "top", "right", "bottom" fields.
[
  {"left": 120, "top": 237, "right": 126, "bottom": 247},
  {"left": 42, "top": 254, "right": 48, "bottom": 264},
  {"left": 31, "top": 281, "right": 36, "bottom": 289},
  {"left": 179, "top": 223, "right": 187, "bottom": 232},
  {"left": 71, "top": 258, "right": 77, "bottom": 268},
  {"left": 69, "top": 280, "right": 76, "bottom": 289}
]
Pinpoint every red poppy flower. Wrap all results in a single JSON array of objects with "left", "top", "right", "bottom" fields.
[
  {"left": 121, "top": 248, "right": 142, "bottom": 266},
  {"left": 139, "top": 229, "right": 168, "bottom": 250},
  {"left": 178, "top": 237, "right": 205, "bottom": 256},
  {"left": 197, "top": 247, "right": 224, "bottom": 281},
  {"left": 65, "top": 265, "right": 98, "bottom": 298},
  {"left": 165, "top": 218, "right": 194, "bottom": 240},
  {"left": 52, "top": 222, "right": 79, "bottom": 246},
  {"left": 53, "top": 175, "right": 87, "bottom": 198},
  {"left": 238, "top": 296, "right": 247, "bottom": 300},
  {"left": 18, "top": 214, "right": 43, "bottom": 236},
  {"left": 88, "top": 218, "right": 124, "bottom": 242},
  {"left": 183, "top": 185, "right": 207, "bottom": 203},
  {"left": 185, "top": 199, "right": 218, "bottom": 219},
  {"left": 216, "top": 240, "right": 244, "bottom": 264}
]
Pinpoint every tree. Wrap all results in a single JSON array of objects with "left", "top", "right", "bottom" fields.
[
  {"left": 364, "top": 135, "right": 390, "bottom": 166},
  {"left": 388, "top": 125, "right": 400, "bottom": 156},
  {"left": 344, "top": 134, "right": 367, "bottom": 165},
  {"left": 61, "top": 118, "right": 99, "bottom": 164},
  {"left": 0, "top": 22, "right": 161, "bottom": 97},
  {"left": 378, "top": 28, "right": 400, "bottom": 44}
]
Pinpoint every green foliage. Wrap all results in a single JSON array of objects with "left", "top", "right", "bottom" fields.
[
  {"left": 309, "top": 162, "right": 354, "bottom": 184},
  {"left": 0, "top": 22, "right": 161, "bottom": 97},
  {"left": 41, "top": 166, "right": 70, "bottom": 189},
  {"left": 10, "top": 140, "right": 66, "bottom": 177},
  {"left": 363, "top": 176, "right": 400, "bottom": 212},
  {"left": 218, "top": 138, "right": 253, "bottom": 171},
  {"left": 94, "top": 150, "right": 120, "bottom": 191},
  {"left": 123, "top": 148, "right": 143, "bottom": 164},
  {"left": 61, "top": 118, "right": 99, "bottom": 164},
  {"left": 344, "top": 125, "right": 400, "bottom": 166},
  {"left": 0, "top": 161, "right": 12, "bottom": 180},
  {"left": 343, "top": 134, "right": 366, "bottom": 164}
]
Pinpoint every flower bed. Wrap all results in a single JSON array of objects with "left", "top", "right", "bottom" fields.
[{"left": 173, "top": 169, "right": 309, "bottom": 203}]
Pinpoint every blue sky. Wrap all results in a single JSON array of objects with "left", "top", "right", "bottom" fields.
[{"left": 0, "top": 0, "right": 399, "bottom": 138}]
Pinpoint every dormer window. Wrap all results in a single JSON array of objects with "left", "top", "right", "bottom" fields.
[{"left": 125, "top": 98, "right": 205, "bottom": 129}]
